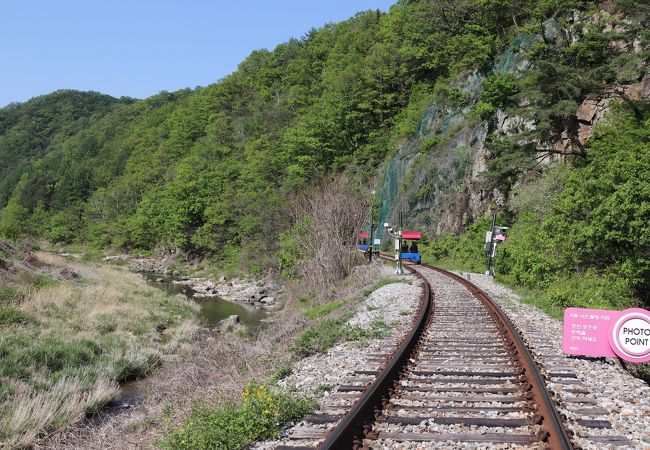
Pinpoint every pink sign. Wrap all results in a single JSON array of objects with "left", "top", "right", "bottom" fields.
[
  {"left": 563, "top": 307, "right": 650, "bottom": 363},
  {"left": 608, "top": 308, "right": 650, "bottom": 363},
  {"left": 563, "top": 308, "right": 618, "bottom": 357}
]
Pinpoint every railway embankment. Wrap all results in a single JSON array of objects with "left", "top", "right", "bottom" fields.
[
  {"left": 254, "top": 265, "right": 650, "bottom": 449},
  {"left": 254, "top": 272, "right": 422, "bottom": 449},
  {"left": 461, "top": 272, "right": 650, "bottom": 449}
]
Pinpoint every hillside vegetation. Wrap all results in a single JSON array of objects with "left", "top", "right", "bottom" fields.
[
  {"left": 0, "top": 1, "right": 648, "bottom": 298},
  {"left": 1, "top": 0, "right": 650, "bottom": 447}
]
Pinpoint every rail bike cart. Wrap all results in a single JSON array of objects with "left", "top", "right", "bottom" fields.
[
  {"left": 357, "top": 232, "right": 369, "bottom": 251},
  {"left": 401, "top": 231, "right": 421, "bottom": 264}
]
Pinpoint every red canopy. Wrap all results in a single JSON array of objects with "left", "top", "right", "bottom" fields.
[
  {"left": 402, "top": 231, "right": 421, "bottom": 240},
  {"left": 359, "top": 232, "right": 369, "bottom": 239}
]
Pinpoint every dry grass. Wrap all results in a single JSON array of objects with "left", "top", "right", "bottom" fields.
[
  {"left": 288, "top": 176, "right": 370, "bottom": 295},
  {"left": 37, "top": 317, "right": 300, "bottom": 449},
  {"left": 0, "top": 253, "right": 198, "bottom": 449},
  {"left": 2, "top": 376, "right": 118, "bottom": 449},
  {"left": 35, "top": 258, "right": 390, "bottom": 449}
]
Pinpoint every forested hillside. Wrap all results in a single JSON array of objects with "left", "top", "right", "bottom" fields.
[{"left": 0, "top": 0, "right": 648, "bottom": 303}]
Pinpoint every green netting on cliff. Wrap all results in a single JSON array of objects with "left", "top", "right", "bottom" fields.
[{"left": 373, "top": 30, "right": 543, "bottom": 237}]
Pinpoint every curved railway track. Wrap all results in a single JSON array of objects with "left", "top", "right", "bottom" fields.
[{"left": 277, "top": 256, "right": 574, "bottom": 450}]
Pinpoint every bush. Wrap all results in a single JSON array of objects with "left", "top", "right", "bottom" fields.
[
  {"left": 468, "top": 101, "right": 496, "bottom": 120},
  {"left": 543, "top": 271, "right": 634, "bottom": 310},
  {"left": 422, "top": 215, "right": 498, "bottom": 272},
  {"left": 495, "top": 213, "right": 564, "bottom": 289},
  {"left": 480, "top": 73, "right": 519, "bottom": 108},
  {"left": 0, "top": 198, "right": 28, "bottom": 240},
  {"left": 45, "top": 211, "right": 79, "bottom": 244},
  {"left": 160, "top": 383, "right": 315, "bottom": 450},
  {"left": 519, "top": 271, "right": 636, "bottom": 320}
]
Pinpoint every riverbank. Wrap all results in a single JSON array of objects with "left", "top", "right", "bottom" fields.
[
  {"left": 0, "top": 252, "right": 199, "bottom": 449},
  {"left": 104, "top": 253, "right": 282, "bottom": 308},
  {"left": 38, "top": 262, "right": 395, "bottom": 449}
]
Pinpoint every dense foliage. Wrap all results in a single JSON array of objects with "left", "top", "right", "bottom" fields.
[
  {"left": 485, "top": 3, "right": 650, "bottom": 192},
  {"left": 1, "top": 0, "right": 579, "bottom": 268},
  {"left": 0, "top": 0, "right": 647, "bottom": 306},
  {"left": 425, "top": 106, "right": 650, "bottom": 311}
]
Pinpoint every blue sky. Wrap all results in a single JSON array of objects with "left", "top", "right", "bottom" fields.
[{"left": 1, "top": 1, "right": 395, "bottom": 107}]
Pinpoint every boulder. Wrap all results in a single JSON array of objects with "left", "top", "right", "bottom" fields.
[
  {"left": 260, "top": 296, "right": 275, "bottom": 305},
  {"left": 217, "top": 315, "right": 241, "bottom": 332}
]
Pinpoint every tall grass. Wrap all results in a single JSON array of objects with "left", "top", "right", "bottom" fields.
[{"left": 0, "top": 252, "right": 199, "bottom": 448}]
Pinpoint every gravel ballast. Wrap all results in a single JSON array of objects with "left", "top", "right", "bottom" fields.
[
  {"left": 253, "top": 272, "right": 422, "bottom": 449},
  {"left": 256, "top": 268, "right": 650, "bottom": 449},
  {"left": 462, "top": 272, "right": 650, "bottom": 449}
]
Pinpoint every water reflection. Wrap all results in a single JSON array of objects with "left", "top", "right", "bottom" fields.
[{"left": 142, "top": 273, "right": 270, "bottom": 329}]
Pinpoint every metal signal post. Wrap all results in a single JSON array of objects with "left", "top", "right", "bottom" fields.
[
  {"left": 384, "top": 211, "right": 404, "bottom": 274},
  {"left": 368, "top": 190, "right": 376, "bottom": 262},
  {"left": 484, "top": 211, "right": 508, "bottom": 276}
]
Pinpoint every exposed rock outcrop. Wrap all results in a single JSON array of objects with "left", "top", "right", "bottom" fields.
[{"left": 172, "top": 277, "right": 282, "bottom": 307}]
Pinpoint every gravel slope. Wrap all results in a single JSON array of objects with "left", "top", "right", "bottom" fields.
[
  {"left": 253, "top": 274, "right": 422, "bottom": 449},
  {"left": 462, "top": 272, "right": 650, "bottom": 449}
]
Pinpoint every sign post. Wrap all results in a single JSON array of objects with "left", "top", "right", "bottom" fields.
[
  {"left": 384, "top": 214, "right": 404, "bottom": 274},
  {"left": 484, "top": 212, "right": 508, "bottom": 276}
]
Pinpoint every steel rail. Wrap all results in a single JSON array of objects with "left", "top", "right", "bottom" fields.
[
  {"left": 423, "top": 264, "right": 573, "bottom": 450},
  {"left": 317, "top": 257, "right": 433, "bottom": 450},
  {"left": 318, "top": 252, "right": 573, "bottom": 449}
]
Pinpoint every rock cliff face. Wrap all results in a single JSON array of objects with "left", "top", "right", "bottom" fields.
[
  {"left": 375, "top": 33, "right": 537, "bottom": 236},
  {"left": 375, "top": 15, "right": 648, "bottom": 238}
]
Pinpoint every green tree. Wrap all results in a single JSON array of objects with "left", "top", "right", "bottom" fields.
[{"left": 0, "top": 198, "right": 28, "bottom": 240}]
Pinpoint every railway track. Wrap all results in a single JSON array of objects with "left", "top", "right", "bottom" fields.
[{"left": 275, "top": 258, "right": 574, "bottom": 449}]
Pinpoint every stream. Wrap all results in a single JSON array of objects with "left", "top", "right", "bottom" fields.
[
  {"left": 96, "top": 273, "right": 272, "bottom": 420},
  {"left": 141, "top": 272, "right": 271, "bottom": 328}
]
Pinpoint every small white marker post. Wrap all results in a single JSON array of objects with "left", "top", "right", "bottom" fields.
[{"left": 384, "top": 220, "right": 403, "bottom": 274}]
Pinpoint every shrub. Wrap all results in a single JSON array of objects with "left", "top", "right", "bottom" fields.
[
  {"left": 45, "top": 211, "right": 79, "bottom": 244},
  {"left": 468, "top": 101, "right": 496, "bottom": 120},
  {"left": 0, "top": 198, "right": 28, "bottom": 240},
  {"left": 422, "top": 215, "right": 497, "bottom": 273},
  {"left": 542, "top": 271, "right": 634, "bottom": 311},
  {"left": 480, "top": 73, "right": 519, "bottom": 108},
  {"left": 160, "top": 383, "right": 315, "bottom": 450}
]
